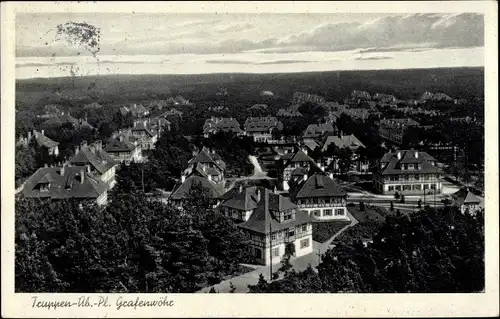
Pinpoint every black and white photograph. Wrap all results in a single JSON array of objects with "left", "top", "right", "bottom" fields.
[{"left": 2, "top": 1, "right": 498, "bottom": 318}]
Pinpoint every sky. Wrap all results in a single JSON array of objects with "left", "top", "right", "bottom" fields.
[{"left": 15, "top": 13, "right": 484, "bottom": 78}]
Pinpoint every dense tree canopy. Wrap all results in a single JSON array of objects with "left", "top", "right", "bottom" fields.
[
  {"left": 16, "top": 186, "right": 250, "bottom": 293},
  {"left": 249, "top": 206, "right": 484, "bottom": 293}
]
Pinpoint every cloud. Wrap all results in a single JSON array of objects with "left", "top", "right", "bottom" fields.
[
  {"left": 277, "top": 13, "right": 483, "bottom": 53},
  {"left": 355, "top": 56, "right": 393, "bottom": 61},
  {"left": 204, "top": 59, "right": 313, "bottom": 65},
  {"left": 16, "top": 13, "right": 484, "bottom": 57}
]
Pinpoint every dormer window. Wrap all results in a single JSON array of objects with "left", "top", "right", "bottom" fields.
[{"left": 38, "top": 182, "right": 50, "bottom": 192}]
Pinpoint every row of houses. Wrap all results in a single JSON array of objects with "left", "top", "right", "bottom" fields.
[{"left": 202, "top": 116, "right": 283, "bottom": 143}]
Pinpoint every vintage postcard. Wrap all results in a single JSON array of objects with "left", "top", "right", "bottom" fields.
[{"left": 1, "top": 1, "right": 498, "bottom": 318}]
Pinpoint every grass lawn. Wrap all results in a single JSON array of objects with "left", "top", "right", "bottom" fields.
[
  {"left": 312, "top": 219, "right": 352, "bottom": 243},
  {"left": 347, "top": 204, "right": 386, "bottom": 223}
]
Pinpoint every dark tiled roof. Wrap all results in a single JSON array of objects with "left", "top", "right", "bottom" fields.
[
  {"left": 169, "top": 173, "right": 225, "bottom": 200},
  {"left": 33, "top": 131, "right": 59, "bottom": 148},
  {"left": 451, "top": 188, "right": 482, "bottom": 206},
  {"left": 203, "top": 117, "right": 242, "bottom": 134},
  {"left": 22, "top": 166, "right": 107, "bottom": 200},
  {"left": 244, "top": 117, "right": 283, "bottom": 132},
  {"left": 289, "top": 171, "right": 346, "bottom": 199},
  {"left": 69, "top": 146, "right": 116, "bottom": 175},
  {"left": 105, "top": 137, "right": 137, "bottom": 153},
  {"left": 302, "top": 123, "right": 335, "bottom": 138},
  {"left": 221, "top": 186, "right": 260, "bottom": 211},
  {"left": 237, "top": 187, "right": 312, "bottom": 234},
  {"left": 378, "top": 150, "right": 441, "bottom": 175},
  {"left": 188, "top": 147, "right": 227, "bottom": 171},
  {"left": 286, "top": 149, "right": 315, "bottom": 165},
  {"left": 322, "top": 134, "right": 365, "bottom": 152},
  {"left": 131, "top": 121, "right": 157, "bottom": 137}
]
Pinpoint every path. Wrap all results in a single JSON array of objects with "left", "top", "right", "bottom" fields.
[{"left": 197, "top": 212, "right": 359, "bottom": 294}]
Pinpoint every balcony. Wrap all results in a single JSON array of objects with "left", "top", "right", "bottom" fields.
[{"left": 298, "top": 202, "right": 345, "bottom": 208}]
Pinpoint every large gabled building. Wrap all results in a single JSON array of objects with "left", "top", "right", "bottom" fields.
[
  {"left": 279, "top": 148, "right": 317, "bottom": 191},
  {"left": 20, "top": 165, "right": 109, "bottom": 206},
  {"left": 169, "top": 168, "right": 226, "bottom": 207},
  {"left": 288, "top": 169, "right": 349, "bottom": 221},
  {"left": 185, "top": 146, "right": 227, "bottom": 184},
  {"left": 220, "top": 186, "right": 314, "bottom": 265},
  {"left": 244, "top": 117, "right": 283, "bottom": 143},
  {"left": 378, "top": 118, "right": 420, "bottom": 145},
  {"left": 69, "top": 141, "right": 117, "bottom": 189},
  {"left": 129, "top": 119, "right": 160, "bottom": 151},
  {"left": 104, "top": 135, "right": 142, "bottom": 164},
  {"left": 203, "top": 117, "right": 243, "bottom": 137},
  {"left": 17, "top": 130, "right": 60, "bottom": 156},
  {"left": 373, "top": 150, "right": 443, "bottom": 195}
]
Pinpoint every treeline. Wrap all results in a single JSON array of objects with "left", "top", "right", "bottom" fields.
[
  {"left": 15, "top": 184, "right": 250, "bottom": 293},
  {"left": 249, "top": 206, "right": 484, "bottom": 293}
]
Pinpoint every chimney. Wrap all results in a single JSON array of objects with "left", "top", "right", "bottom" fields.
[
  {"left": 397, "top": 151, "right": 401, "bottom": 160},
  {"left": 80, "top": 140, "right": 87, "bottom": 149},
  {"left": 28, "top": 131, "right": 32, "bottom": 139},
  {"left": 119, "top": 135, "right": 124, "bottom": 142},
  {"left": 134, "top": 121, "right": 137, "bottom": 128},
  {"left": 203, "top": 166, "right": 207, "bottom": 173},
  {"left": 74, "top": 145, "right": 80, "bottom": 155},
  {"left": 415, "top": 151, "right": 419, "bottom": 159},
  {"left": 181, "top": 175, "right": 186, "bottom": 183},
  {"left": 60, "top": 166, "right": 65, "bottom": 176},
  {"left": 41, "top": 129, "right": 45, "bottom": 135},
  {"left": 208, "top": 175, "right": 212, "bottom": 182},
  {"left": 44, "top": 163, "right": 48, "bottom": 168},
  {"left": 80, "top": 169, "right": 85, "bottom": 184},
  {"left": 256, "top": 188, "right": 261, "bottom": 202},
  {"left": 303, "top": 174, "right": 308, "bottom": 181},
  {"left": 302, "top": 148, "right": 308, "bottom": 155},
  {"left": 329, "top": 173, "right": 333, "bottom": 179},
  {"left": 239, "top": 184, "right": 243, "bottom": 193}
]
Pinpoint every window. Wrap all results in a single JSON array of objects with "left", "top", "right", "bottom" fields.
[
  {"left": 271, "top": 234, "right": 276, "bottom": 240},
  {"left": 325, "top": 198, "right": 330, "bottom": 204},
  {"left": 404, "top": 175, "right": 409, "bottom": 181},
  {"left": 334, "top": 209, "right": 344, "bottom": 216},
  {"left": 272, "top": 247, "right": 280, "bottom": 257},
  {"left": 424, "top": 184, "right": 429, "bottom": 190},
  {"left": 413, "top": 184, "right": 422, "bottom": 190},
  {"left": 388, "top": 185, "right": 394, "bottom": 191},
  {"left": 301, "top": 225, "right": 308, "bottom": 232},
  {"left": 288, "top": 229, "right": 295, "bottom": 237},
  {"left": 312, "top": 210, "right": 321, "bottom": 217},
  {"left": 403, "top": 185, "right": 412, "bottom": 191},
  {"left": 395, "top": 185, "right": 402, "bottom": 191},
  {"left": 431, "top": 184, "right": 436, "bottom": 190},
  {"left": 300, "top": 238, "right": 310, "bottom": 249},
  {"left": 324, "top": 209, "right": 333, "bottom": 216},
  {"left": 312, "top": 198, "right": 318, "bottom": 204},
  {"left": 414, "top": 174, "right": 420, "bottom": 180}
]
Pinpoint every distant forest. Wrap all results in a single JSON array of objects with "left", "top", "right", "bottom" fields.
[{"left": 16, "top": 67, "right": 484, "bottom": 110}]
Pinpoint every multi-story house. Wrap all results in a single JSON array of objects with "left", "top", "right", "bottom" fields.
[
  {"left": 184, "top": 147, "right": 226, "bottom": 184},
  {"left": 279, "top": 148, "right": 317, "bottom": 191},
  {"left": 378, "top": 118, "right": 420, "bottom": 145},
  {"left": 20, "top": 164, "right": 109, "bottom": 206},
  {"left": 220, "top": 186, "right": 314, "bottom": 265},
  {"left": 16, "top": 130, "right": 60, "bottom": 156},
  {"left": 276, "top": 108, "right": 303, "bottom": 118},
  {"left": 120, "top": 103, "right": 149, "bottom": 118},
  {"left": 292, "top": 92, "right": 325, "bottom": 105},
  {"left": 321, "top": 133, "right": 369, "bottom": 174},
  {"left": 130, "top": 120, "right": 160, "bottom": 151},
  {"left": 104, "top": 135, "right": 143, "bottom": 164},
  {"left": 372, "top": 150, "right": 443, "bottom": 195},
  {"left": 44, "top": 112, "right": 95, "bottom": 130},
  {"left": 451, "top": 188, "right": 483, "bottom": 216},
  {"left": 203, "top": 117, "right": 243, "bottom": 137},
  {"left": 302, "top": 123, "right": 336, "bottom": 142},
  {"left": 169, "top": 168, "right": 226, "bottom": 208},
  {"left": 69, "top": 141, "right": 117, "bottom": 189},
  {"left": 289, "top": 170, "right": 349, "bottom": 220},
  {"left": 244, "top": 117, "right": 283, "bottom": 143}
]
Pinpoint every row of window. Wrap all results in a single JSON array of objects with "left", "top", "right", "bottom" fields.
[
  {"left": 386, "top": 174, "right": 440, "bottom": 181},
  {"left": 312, "top": 208, "right": 345, "bottom": 217},
  {"left": 387, "top": 183, "right": 437, "bottom": 191},
  {"left": 298, "top": 197, "right": 344, "bottom": 205}
]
